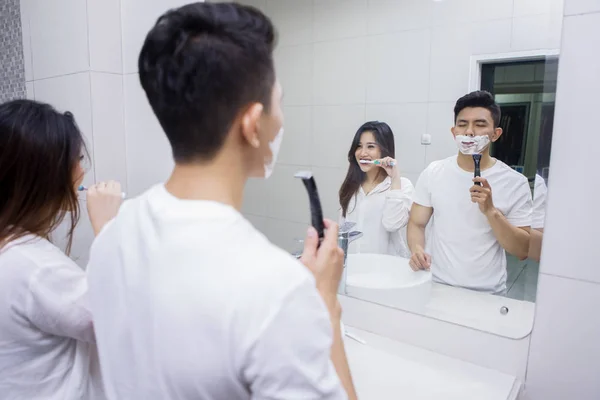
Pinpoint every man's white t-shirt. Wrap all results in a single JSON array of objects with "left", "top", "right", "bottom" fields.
[
  {"left": 0, "top": 236, "right": 103, "bottom": 400},
  {"left": 340, "top": 176, "right": 414, "bottom": 258},
  {"left": 87, "top": 184, "right": 346, "bottom": 400},
  {"left": 532, "top": 174, "right": 548, "bottom": 230},
  {"left": 413, "top": 155, "right": 533, "bottom": 293}
]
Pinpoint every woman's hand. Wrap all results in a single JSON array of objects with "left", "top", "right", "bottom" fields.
[
  {"left": 378, "top": 157, "right": 398, "bottom": 178},
  {"left": 86, "top": 181, "right": 123, "bottom": 236}
]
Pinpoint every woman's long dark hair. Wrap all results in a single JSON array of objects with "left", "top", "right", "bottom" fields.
[
  {"left": 0, "top": 99, "right": 87, "bottom": 254},
  {"left": 339, "top": 121, "right": 395, "bottom": 218}
]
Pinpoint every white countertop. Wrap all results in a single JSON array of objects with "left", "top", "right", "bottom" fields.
[{"left": 343, "top": 325, "right": 521, "bottom": 400}]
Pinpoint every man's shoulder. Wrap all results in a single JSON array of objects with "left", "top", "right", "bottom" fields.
[{"left": 493, "top": 160, "right": 530, "bottom": 185}]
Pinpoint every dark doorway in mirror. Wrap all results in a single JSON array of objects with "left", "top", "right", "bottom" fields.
[{"left": 480, "top": 57, "right": 558, "bottom": 302}]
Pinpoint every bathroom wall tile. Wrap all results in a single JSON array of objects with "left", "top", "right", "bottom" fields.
[
  {"left": 264, "top": 164, "right": 311, "bottom": 224},
  {"left": 425, "top": 102, "right": 458, "bottom": 165},
  {"left": 526, "top": 274, "right": 600, "bottom": 399},
  {"left": 514, "top": 0, "right": 564, "bottom": 17},
  {"left": 313, "top": 37, "right": 366, "bottom": 105},
  {"left": 279, "top": 106, "right": 312, "bottom": 166},
  {"left": 538, "top": 12, "right": 600, "bottom": 284},
  {"left": 34, "top": 73, "right": 95, "bottom": 186},
  {"left": 123, "top": 73, "right": 173, "bottom": 196},
  {"left": 25, "top": 82, "right": 34, "bottom": 99},
  {"left": 19, "top": 0, "right": 33, "bottom": 82},
  {"left": 431, "top": 0, "right": 513, "bottom": 26},
  {"left": 366, "top": 29, "right": 430, "bottom": 104},
  {"left": 365, "top": 103, "right": 428, "bottom": 174},
  {"left": 51, "top": 200, "right": 96, "bottom": 268},
  {"left": 90, "top": 73, "right": 128, "bottom": 190},
  {"left": 311, "top": 166, "right": 347, "bottom": 221},
  {"left": 242, "top": 179, "right": 269, "bottom": 217},
  {"left": 264, "top": 217, "right": 308, "bottom": 253},
  {"left": 244, "top": 214, "right": 269, "bottom": 236},
  {"left": 564, "top": 0, "right": 600, "bottom": 15},
  {"left": 274, "top": 44, "right": 313, "bottom": 106},
  {"left": 265, "top": 0, "right": 312, "bottom": 46},
  {"left": 87, "top": 0, "right": 123, "bottom": 73},
  {"left": 310, "top": 105, "right": 366, "bottom": 169},
  {"left": 367, "top": 0, "right": 432, "bottom": 35},
  {"left": 511, "top": 13, "right": 563, "bottom": 51},
  {"left": 29, "top": 0, "right": 89, "bottom": 79},
  {"left": 313, "top": 0, "right": 368, "bottom": 42},
  {"left": 429, "top": 19, "right": 512, "bottom": 102},
  {"left": 121, "top": 0, "right": 193, "bottom": 74}
]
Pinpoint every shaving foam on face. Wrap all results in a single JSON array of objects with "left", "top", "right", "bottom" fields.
[{"left": 455, "top": 135, "right": 490, "bottom": 155}]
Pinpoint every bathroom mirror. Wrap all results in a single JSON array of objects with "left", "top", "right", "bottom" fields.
[{"left": 225, "top": 0, "right": 564, "bottom": 337}]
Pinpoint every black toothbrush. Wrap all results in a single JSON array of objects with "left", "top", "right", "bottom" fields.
[
  {"left": 473, "top": 154, "right": 482, "bottom": 186},
  {"left": 294, "top": 171, "right": 325, "bottom": 246}
]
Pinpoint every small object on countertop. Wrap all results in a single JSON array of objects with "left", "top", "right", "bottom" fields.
[
  {"left": 294, "top": 171, "right": 325, "bottom": 245},
  {"left": 341, "top": 322, "right": 367, "bottom": 345},
  {"left": 500, "top": 306, "right": 509, "bottom": 315},
  {"left": 359, "top": 159, "right": 396, "bottom": 167},
  {"left": 78, "top": 185, "right": 126, "bottom": 199},
  {"left": 472, "top": 154, "right": 482, "bottom": 186}
]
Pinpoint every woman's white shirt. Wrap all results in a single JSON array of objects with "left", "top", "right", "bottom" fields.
[
  {"left": 340, "top": 176, "right": 414, "bottom": 258},
  {"left": 0, "top": 235, "right": 103, "bottom": 400}
]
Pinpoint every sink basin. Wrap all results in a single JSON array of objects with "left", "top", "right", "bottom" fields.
[{"left": 345, "top": 253, "right": 432, "bottom": 311}]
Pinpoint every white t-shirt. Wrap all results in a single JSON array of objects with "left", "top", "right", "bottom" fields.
[
  {"left": 413, "top": 156, "right": 532, "bottom": 293},
  {"left": 0, "top": 235, "right": 103, "bottom": 400},
  {"left": 87, "top": 185, "right": 346, "bottom": 400},
  {"left": 340, "top": 176, "right": 414, "bottom": 258},
  {"left": 532, "top": 174, "right": 548, "bottom": 230}
]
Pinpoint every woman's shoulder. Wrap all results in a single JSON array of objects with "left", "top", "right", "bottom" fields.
[{"left": 0, "top": 235, "right": 76, "bottom": 274}]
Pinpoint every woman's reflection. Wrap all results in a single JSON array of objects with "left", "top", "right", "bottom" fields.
[{"left": 338, "top": 121, "right": 414, "bottom": 257}]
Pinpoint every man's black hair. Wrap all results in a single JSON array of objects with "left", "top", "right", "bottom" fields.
[
  {"left": 138, "top": 2, "right": 277, "bottom": 162},
  {"left": 454, "top": 90, "right": 501, "bottom": 128}
]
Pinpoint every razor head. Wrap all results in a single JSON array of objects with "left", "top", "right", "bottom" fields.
[{"left": 294, "top": 170, "right": 314, "bottom": 180}]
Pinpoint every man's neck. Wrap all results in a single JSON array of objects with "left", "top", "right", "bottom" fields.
[
  {"left": 165, "top": 156, "right": 246, "bottom": 211},
  {"left": 456, "top": 150, "right": 495, "bottom": 172}
]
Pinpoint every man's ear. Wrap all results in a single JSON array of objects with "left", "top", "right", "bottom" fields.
[
  {"left": 492, "top": 127, "right": 503, "bottom": 142},
  {"left": 451, "top": 126, "right": 458, "bottom": 138},
  {"left": 240, "top": 103, "right": 264, "bottom": 148}
]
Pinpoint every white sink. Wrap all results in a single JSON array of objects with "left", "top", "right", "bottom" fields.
[{"left": 345, "top": 253, "right": 432, "bottom": 311}]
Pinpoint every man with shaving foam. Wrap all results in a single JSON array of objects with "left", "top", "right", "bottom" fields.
[{"left": 407, "top": 91, "right": 532, "bottom": 294}]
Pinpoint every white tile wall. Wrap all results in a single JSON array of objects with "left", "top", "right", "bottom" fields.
[
  {"left": 514, "top": 0, "right": 565, "bottom": 17},
  {"left": 278, "top": 106, "right": 312, "bottom": 166},
  {"left": 310, "top": 105, "right": 366, "bottom": 168},
  {"left": 425, "top": 102, "right": 457, "bottom": 165},
  {"left": 431, "top": 0, "right": 513, "bottom": 26},
  {"left": 25, "top": 81, "right": 34, "bottom": 99},
  {"left": 511, "top": 14, "right": 563, "bottom": 51},
  {"left": 123, "top": 73, "right": 173, "bottom": 196},
  {"left": 313, "top": 37, "right": 366, "bottom": 105},
  {"left": 524, "top": 7, "right": 600, "bottom": 400},
  {"left": 33, "top": 73, "right": 95, "bottom": 188},
  {"left": 87, "top": 0, "right": 123, "bottom": 73},
  {"left": 564, "top": 0, "right": 600, "bottom": 14},
  {"left": 28, "top": 0, "right": 90, "bottom": 79},
  {"left": 526, "top": 275, "right": 600, "bottom": 399},
  {"left": 275, "top": 44, "right": 313, "bottom": 106},
  {"left": 313, "top": 0, "right": 368, "bottom": 42},
  {"left": 366, "top": 29, "right": 431, "bottom": 104},
  {"left": 265, "top": 0, "right": 312, "bottom": 46},
  {"left": 367, "top": 0, "right": 432, "bottom": 35},
  {"left": 121, "top": 0, "right": 193, "bottom": 74},
  {"left": 265, "top": 164, "right": 311, "bottom": 224},
  {"left": 90, "top": 73, "right": 127, "bottom": 189},
  {"left": 19, "top": 0, "right": 33, "bottom": 82}
]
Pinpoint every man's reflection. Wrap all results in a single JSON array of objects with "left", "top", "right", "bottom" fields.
[
  {"left": 528, "top": 174, "right": 547, "bottom": 262},
  {"left": 407, "top": 91, "right": 533, "bottom": 294},
  {"left": 339, "top": 121, "right": 415, "bottom": 257}
]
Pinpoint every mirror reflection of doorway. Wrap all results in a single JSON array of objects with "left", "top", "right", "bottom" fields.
[{"left": 480, "top": 58, "right": 558, "bottom": 302}]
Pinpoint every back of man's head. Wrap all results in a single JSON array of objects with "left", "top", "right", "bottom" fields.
[{"left": 138, "top": 2, "right": 277, "bottom": 163}]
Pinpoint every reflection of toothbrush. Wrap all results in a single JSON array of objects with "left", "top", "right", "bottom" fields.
[
  {"left": 294, "top": 171, "right": 325, "bottom": 245},
  {"left": 472, "top": 154, "right": 482, "bottom": 186},
  {"left": 359, "top": 159, "right": 396, "bottom": 167},
  {"left": 78, "top": 185, "right": 126, "bottom": 199}
]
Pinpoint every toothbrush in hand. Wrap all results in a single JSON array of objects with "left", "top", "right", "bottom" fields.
[
  {"left": 78, "top": 185, "right": 126, "bottom": 199},
  {"left": 359, "top": 159, "right": 396, "bottom": 167}
]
